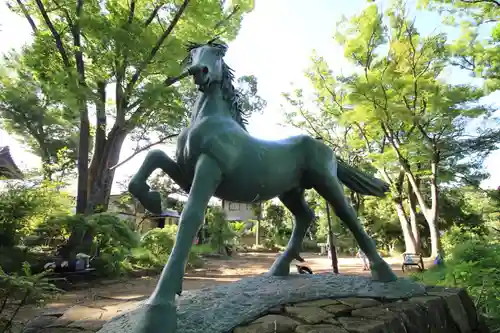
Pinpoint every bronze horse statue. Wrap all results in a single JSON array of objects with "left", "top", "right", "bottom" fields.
[{"left": 128, "top": 41, "right": 397, "bottom": 333}]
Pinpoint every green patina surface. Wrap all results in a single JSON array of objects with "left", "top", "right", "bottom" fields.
[{"left": 128, "top": 40, "right": 398, "bottom": 333}]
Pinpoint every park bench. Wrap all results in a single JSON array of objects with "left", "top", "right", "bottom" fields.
[{"left": 401, "top": 253, "right": 424, "bottom": 272}]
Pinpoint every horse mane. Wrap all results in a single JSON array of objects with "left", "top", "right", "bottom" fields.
[{"left": 184, "top": 41, "right": 249, "bottom": 130}]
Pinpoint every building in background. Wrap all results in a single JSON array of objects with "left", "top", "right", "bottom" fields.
[
  {"left": 221, "top": 200, "right": 257, "bottom": 222},
  {"left": 0, "top": 146, "right": 23, "bottom": 179}
]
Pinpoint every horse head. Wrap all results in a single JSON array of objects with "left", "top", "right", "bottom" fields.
[{"left": 182, "top": 41, "right": 228, "bottom": 91}]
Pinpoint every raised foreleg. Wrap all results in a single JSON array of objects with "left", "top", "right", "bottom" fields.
[
  {"left": 129, "top": 149, "right": 190, "bottom": 214},
  {"left": 133, "top": 154, "right": 222, "bottom": 333},
  {"left": 268, "top": 188, "right": 315, "bottom": 276}
]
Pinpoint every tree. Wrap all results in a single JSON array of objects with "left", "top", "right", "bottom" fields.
[
  {"left": 420, "top": 0, "right": 499, "bottom": 91},
  {"left": 4, "top": 0, "right": 255, "bottom": 216},
  {"left": 261, "top": 201, "right": 292, "bottom": 245},
  {"left": 284, "top": 1, "right": 498, "bottom": 257},
  {"left": 0, "top": 59, "right": 79, "bottom": 180}
]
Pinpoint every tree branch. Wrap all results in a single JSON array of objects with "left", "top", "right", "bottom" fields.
[
  {"left": 460, "top": 0, "right": 500, "bottom": 6},
  {"left": 144, "top": 4, "right": 164, "bottom": 27},
  {"left": 128, "top": 0, "right": 136, "bottom": 24},
  {"left": 109, "top": 133, "right": 179, "bottom": 170},
  {"left": 34, "top": 0, "right": 71, "bottom": 68},
  {"left": 124, "top": 0, "right": 190, "bottom": 101},
  {"left": 13, "top": 0, "right": 37, "bottom": 33}
]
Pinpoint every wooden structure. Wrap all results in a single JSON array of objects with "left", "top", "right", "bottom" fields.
[{"left": 0, "top": 146, "right": 23, "bottom": 179}]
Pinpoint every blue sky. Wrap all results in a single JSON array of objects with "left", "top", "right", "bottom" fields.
[{"left": 0, "top": 0, "right": 498, "bottom": 193}]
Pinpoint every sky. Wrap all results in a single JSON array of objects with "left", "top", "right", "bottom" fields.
[{"left": 0, "top": 0, "right": 499, "bottom": 194}]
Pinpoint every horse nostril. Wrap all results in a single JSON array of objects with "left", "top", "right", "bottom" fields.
[{"left": 201, "top": 66, "right": 209, "bottom": 74}]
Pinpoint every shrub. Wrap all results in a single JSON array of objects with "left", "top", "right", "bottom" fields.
[
  {"left": 35, "top": 214, "right": 87, "bottom": 247},
  {"left": 207, "top": 208, "right": 236, "bottom": 254},
  {"left": 129, "top": 227, "right": 205, "bottom": 270},
  {"left": 0, "top": 182, "right": 71, "bottom": 247},
  {"left": 0, "top": 262, "right": 61, "bottom": 332},
  {"left": 413, "top": 239, "right": 500, "bottom": 329},
  {"left": 441, "top": 225, "right": 486, "bottom": 256},
  {"left": 231, "top": 221, "right": 247, "bottom": 234},
  {"left": 140, "top": 225, "right": 178, "bottom": 261},
  {"left": 85, "top": 213, "right": 140, "bottom": 275}
]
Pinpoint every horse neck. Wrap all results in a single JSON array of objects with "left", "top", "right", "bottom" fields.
[{"left": 190, "top": 85, "right": 233, "bottom": 123}]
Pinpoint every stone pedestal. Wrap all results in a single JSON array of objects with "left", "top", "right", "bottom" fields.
[{"left": 97, "top": 274, "right": 435, "bottom": 333}]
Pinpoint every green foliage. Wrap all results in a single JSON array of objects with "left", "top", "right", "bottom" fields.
[
  {"left": 35, "top": 214, "right": 86, "bottom": 246},
  {"left": 283, "top": 0, "right": 498, "bottom": 256},
  {"left": 419, "top": 0, "right": 500, "bottom": 91},
  {"left": 129, "top": 225, "right": 205, "bottom": 271},
  {"left": 207, "top": 207, "right": 235, "bottom": 254},
  {"left": 0, "top": 63, "right": 79, "bottom": 180},
  {"left": 361, "top": 196, "right": 405, "bottom": 253},
  {"left": 441, "top": 225, "right": 486, "bottom": 256},
  {"left": 231, "top": 221, "right": 247, "bottom": 234},
  {"left": 87, "top": 213, "right": 139, "bottom": 251},
  {"left": 140, "top": 225, "right": 178, "bottom": 261},
  {"left": 0, "top": 262, "right": 60, "bottom": 332},
  {"left": 0, "top": 182, "right": 72, "bottom": 247},
  {"left": 413, "top": 239, "right": 500, "bottom": 329},
  {"left": 2, "top": 0, "right": 259, "bottom": 216},
  {"left": 261, "top": 202, "right": 293, "bottom": 247}
]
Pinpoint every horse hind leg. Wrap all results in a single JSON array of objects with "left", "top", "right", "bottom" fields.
[
  {"left": 312, "top": 169, "right": 397, "bottom": 282},
  {"left": 268, "top": 188, "right": 314, "bottom": 276},
  {"left": 129, "top": 149, "right": 189, "bottom": 215}
]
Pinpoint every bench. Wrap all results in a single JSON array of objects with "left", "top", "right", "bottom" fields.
[
  {"left": 317, "top": 243, "right": 328, "bottom": 255},
  {"left": 401, "top": 253, "right": 424, "bottom": 272}
]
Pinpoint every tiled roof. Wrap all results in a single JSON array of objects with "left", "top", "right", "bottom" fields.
[{"left": 0, "top": 146, "right": 23, "bottom": 179}]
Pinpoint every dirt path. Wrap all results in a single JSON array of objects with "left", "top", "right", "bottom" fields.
[{"left": 9, "top": 252, "right": 428, "bottom": 332}]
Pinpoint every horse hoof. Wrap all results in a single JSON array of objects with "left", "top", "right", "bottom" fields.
[
  {"left": 145, "top": 191, "right": 163, "bottom": 215},
  {"left": 268, "top": 261, "right": 291, "bottom": 276},
  {"left": 370, "top": 261, "right": 398, "bottom": 282},
  {"left": 134, "top": 302, "right": 177, "bottom": 333}
]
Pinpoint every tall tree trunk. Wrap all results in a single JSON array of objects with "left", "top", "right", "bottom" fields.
[
  {"left": 381, "top": 123, "right": 441, "bottom": 257},
  {"left": 394, "top": 199, "right": 417, "bottom": 253},
  {"left": 427, "top": 158, "right": 440, "bottom": 257},
  {"left": 86, "top": 127, "right": 128, "bottom": 213},
  {"left": 404, "top": 167, "right": 440, "bottom": 257},
  {"left": 380, "top": 169, "right": 417, "bottom": 253},
  {"left": 407, "top": 176, "right": 421, "bottom": 253}
]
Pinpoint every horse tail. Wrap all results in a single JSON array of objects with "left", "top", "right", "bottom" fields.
[{"left": 336, "top": 159, "right": 389, "bottom": 198}]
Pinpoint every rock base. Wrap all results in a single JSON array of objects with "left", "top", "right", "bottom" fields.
[
  {"left": 234, "top": 286, "right": 489, "bottom": 333},
  {"left": 97, "top": 274, "right": 429, "bottom": 333}
]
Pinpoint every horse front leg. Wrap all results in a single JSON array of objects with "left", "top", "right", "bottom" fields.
[
  {"left": 129, "top": 149, "right": 190, "bottom": 214},
  {"left": 133, "top": 154, "right": 222, "bottom": 333}
]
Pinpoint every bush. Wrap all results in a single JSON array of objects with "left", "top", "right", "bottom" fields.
[
  {"left": 413, "top": 239, "right": 500, "bottom": 329},
  {"left": 85, "top": 213, "right": 139, "bottom": 275},
  {"left": 207, "top": 208, "right": 236, "bottom": 254},
  {"left": 0, "top": 182, "right": 71, "bottom": 247},
  {"left": 0, "top": 262, "right": 61, "bottom": 332},
  {"left": 231, "top": 221, "right": 247, "bottom": 234},
  {"left": 128, "top": 226, "right": 204, "bottom": 271},
  {"left": 441, "top": 225, "right": 486, "bottom": 256},
  {"left": 140, "top": 225, "right": 178, "bottom": 261}
]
